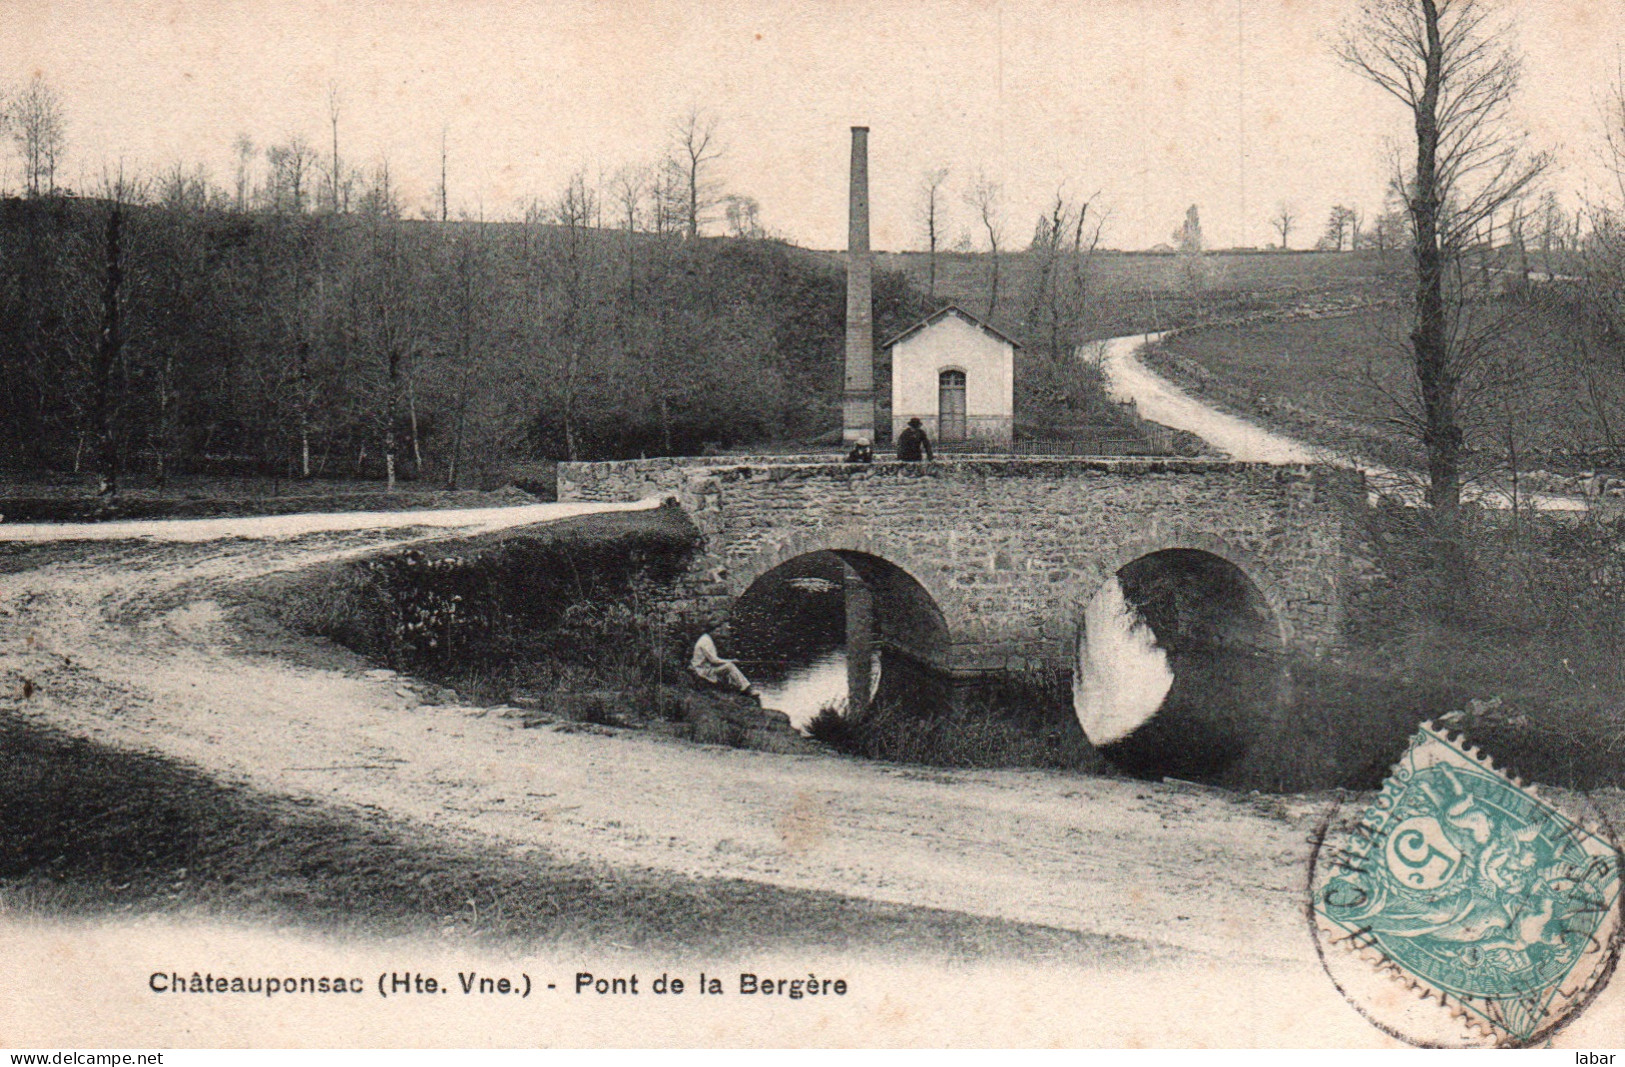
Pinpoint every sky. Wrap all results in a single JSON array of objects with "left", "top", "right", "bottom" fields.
[{"left": 6, "top": 0, "right": 1625, "bottom": 250}]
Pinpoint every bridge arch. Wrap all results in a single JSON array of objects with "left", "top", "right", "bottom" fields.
[
  {"left": 1074, "top": 530, "right": 1292, "bottom": 785},
  {"left": 729, "top": 536, "right": 952, "bottom": 660},
  {"left": 723, "top": 535, "right": 954, "bottom": 726},
  {"left": 1088, "top": 530, "right": 1293, "bottom": 649},
  {"left": 726, "top": 527, "right": 962, "bottom": 622}
]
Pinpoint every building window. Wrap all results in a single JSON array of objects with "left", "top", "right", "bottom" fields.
[{"left": 939, "top": 368, "right": 967, "bottom": 443}]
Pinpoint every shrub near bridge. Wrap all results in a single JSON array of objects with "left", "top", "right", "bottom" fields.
[
  {"left": 269, "top": 508, "right": 699, "bottom": 703},
  {"left": 1304, "top": 506, "right": 1625, "bottom": 792}
]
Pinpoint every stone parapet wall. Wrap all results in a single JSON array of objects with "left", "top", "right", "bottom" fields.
[{"left": 556, "top": 455, "right": 841, "bottom": 504}]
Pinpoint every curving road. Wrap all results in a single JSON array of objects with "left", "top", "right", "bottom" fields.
[
  {"left": 1097, "top": 332, "right": 1588, "bottom": 512},
  {"left": 0, "top": 496, "right": 662, "bottom": 543},
  {"left": 1098, "top": 332, "right": 1320, "bottom": 465}
]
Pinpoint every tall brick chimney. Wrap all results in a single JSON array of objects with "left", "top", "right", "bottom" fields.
[{"left": 843, "top": 126, "right": 875, "bottom": 444}]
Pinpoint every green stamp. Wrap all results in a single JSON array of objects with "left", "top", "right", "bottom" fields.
[{"left": 1312, "top": 723, "right": 1622, "bottom": 1046}]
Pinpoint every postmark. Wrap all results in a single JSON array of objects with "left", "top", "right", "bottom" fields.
[{"left": 1309, "top": 723, "right": 1624, "bottom": 1047}]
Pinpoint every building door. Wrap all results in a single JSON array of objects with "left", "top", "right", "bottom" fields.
[{"left": 938, "top": 369, "right": 967, "bottom": 443}]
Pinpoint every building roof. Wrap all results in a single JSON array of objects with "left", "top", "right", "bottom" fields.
[{"left": 881, "top": 305, "right": 1023, "bottom": 351}]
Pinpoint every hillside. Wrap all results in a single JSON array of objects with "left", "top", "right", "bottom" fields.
[
  {"left": 0, "top": 196, "right": 1405, "bottom": 500},
  {"left": 0, "top": 198, "right": 934, "bottom": 489},
  {"left": 1144, "top": 288, "right": 1625, "bottom": 478},
  {"left": 865, "top": 248, "right": 1395, "bottom": 342}
]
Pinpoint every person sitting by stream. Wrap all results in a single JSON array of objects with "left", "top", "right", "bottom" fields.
[
  {"left": 845, "top": 439, "right": 874, "bottom": 463},
  {"left": 690, "top": 625, "right": 754, "bottom": 695}
]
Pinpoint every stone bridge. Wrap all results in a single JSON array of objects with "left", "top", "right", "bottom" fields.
[{"left": 557, "top": 456, "right": 1369, "bottom": 678}]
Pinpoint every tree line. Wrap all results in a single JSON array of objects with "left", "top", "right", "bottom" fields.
[
  {"left": 0, "top": 188, "right": 931, "bottom": 494},
  {"left": 0, "top": 80, "right": 944, "bottom": 493}
]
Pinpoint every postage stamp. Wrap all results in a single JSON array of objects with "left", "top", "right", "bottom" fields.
[{"left": 1311, "top": 723, "right": 1624, "bottom": 1047}]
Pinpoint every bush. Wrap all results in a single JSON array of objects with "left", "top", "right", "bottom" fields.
[
  {"left": 1330, "top": 505, "right": 1625, "bottom": 789},
  {"left": 255, "top": 507, "right": 699, "bottom": 709},
  {"left": 809, "top": 671, "right": 1101, "bottom": 771}
]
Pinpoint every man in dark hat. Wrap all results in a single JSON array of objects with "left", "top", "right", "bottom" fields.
[{"left": 895, "top": 417, "right": 934, "bottom": 462}]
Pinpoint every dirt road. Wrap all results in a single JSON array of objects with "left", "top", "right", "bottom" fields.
[
  {"left": 1098, "top": 332, "right": 1589, "bottom": 511},
  {"left": 0, "top": 496, "right": 661, "bottom": 542},
  {"left": 0, "top": 517, "right": 1325, "bottom": 962},
  {"left": 6, "top": 507, "right": 1625, "bottom": 1045}
]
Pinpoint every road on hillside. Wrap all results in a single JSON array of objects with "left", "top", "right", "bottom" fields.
[{"left": 1097, "top": 332, "right": 1588, "bottom": 512}]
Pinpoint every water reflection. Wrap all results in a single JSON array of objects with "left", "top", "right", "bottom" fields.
[
  {"left": 1074, "top": 576, "right": 1173, "bottom": 746},
  {"left": 729, "top": 551, "right": 881, "bottom": 733},
  {"left": 1076, "top": 552, "right": 1288, "bottom": 785},
  {"left": 754, "top": 647, "right": 883, "bottom": 732}
]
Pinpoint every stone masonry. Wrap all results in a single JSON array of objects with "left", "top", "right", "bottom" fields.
[{"left": 557, "top": 457, "right": 1369, "bottom": 676}]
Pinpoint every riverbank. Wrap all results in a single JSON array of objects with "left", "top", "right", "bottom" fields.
[
  {"left": 1096, "top": 329, "right": 1625, "bottom": 788},
  {"left": 0, "top": 526, "right": 1360, "bottom": 965}
]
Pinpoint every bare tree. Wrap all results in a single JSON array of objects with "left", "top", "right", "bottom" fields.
[
  {"left": 964, "top": 173, "right": 1005, "bottom": 320},
  {"left": 722, "top": 194, "right": 763, "bottom": 238},
  {"left": 1323, "top": 204, "right": 1358, "bottom": 251},
  {"left": 355, "top": 158, "right": 400, "bottom": 219},
  {"left": 325, "top": 84, "right": 347, "bottom": 214},
  {"left": 264, "top": 136, "right": 318, "bottom": 214},
  {"left": 608, "top": 163, "right": 649, "bottom": 304},
  {"left": 669, "top": 109, "right": 723, "bottom": 239},
  {"left": 1173, "top": 204, "right": 1204, "bottom": 252},
  {"left": 1506, "top": 196, "right": 1531, "bottom": 280},
  {"left": 231, "top": 134, "right": 256, "bottom": 212},
  {"left": 1173, "top": 204, "right": 1208, "bottom": 292},
  {"left": 437, "top": 124, "right": 449, "bottom": 222},
  {"left": 0, "top": 86, "right": 9, "bottom": 194},
  {"left": 443, "top": 227, "right": 489, "bottom": 487},
  {"left": 1535, "top": 189, "right": 1565, "bottom": 271},
  {"left": 611, "top": 165, "right": 648, "bottom": 231},
  {"left": 1270, "top": 202, "right": 1297, "bottom": 249},
  {"left": 1337, "top": 0, "right": 1550, "bottom": 532},
  {"left": 1026, "top": 187, "right": 1105, "bottom": 361},
  {"left": 351, "top": 160, "right": 415, "bottom": 488},
  {"left": 1370, "top": 197, "right": 1409, "bottom": 255},
  {"left": 918, "top": 167, "right": 951, "bottom": 299},
  {"left": 1567, "top": 69, "right": 1625, "bottom": 463},
  {"left": 157, "top": 161, "right": 211, "bottom": 212},
  {"left": 9, "top": 73, "right": 67, "bottom": 197},
  {"left": 549, "top": 168, "right": 601, "bottom": 459},
  {"left": 89, "top": 170, "right": 141, "bottom": 495}
]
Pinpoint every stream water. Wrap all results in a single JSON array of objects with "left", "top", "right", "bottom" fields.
[
  {"left": 1074, "top": 558, "right": 1289, "bottom": 783},
  {"left": 750, "top": 647, "right": 882, "bottom": 732},
  {"left": 726, "top": 553, "right": 881, "bottom": 732},
  {"left": 1073, "top": 576, "right": 1174, "bottom": 746},
  {"left": 730, "top": 546, "right": 1284, "bottom": 782}
]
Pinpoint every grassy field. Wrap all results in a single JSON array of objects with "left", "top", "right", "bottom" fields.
[
  {"left": 868, "top": 248, "right": 1397, "bottom": 341},
  {"left": 0, "top": 710, "right": 1153, "bottom": 962},
  {"left": 1145, "top": 297, "right": 1622, "bottom": 475},
  {"left": 0, "top": 468, "right": 558, "bottom": 523},
  {"left": 1144, "top": 306, "right": 1418, "bottom": 467}
]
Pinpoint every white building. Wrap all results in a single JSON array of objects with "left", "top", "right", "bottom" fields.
[{"left": 885, "top": 306, "right": 1018, "bottom": 448}]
